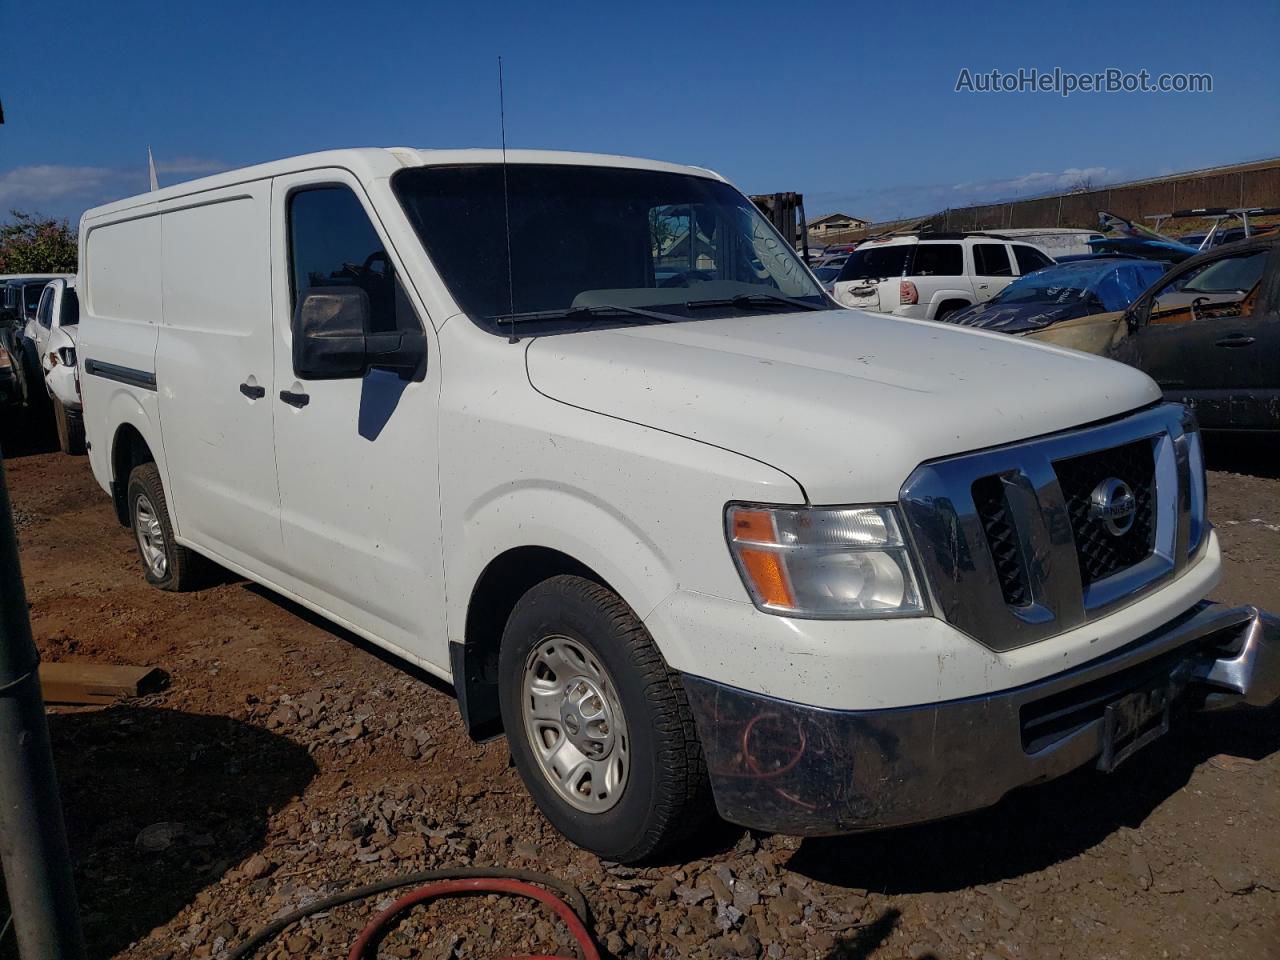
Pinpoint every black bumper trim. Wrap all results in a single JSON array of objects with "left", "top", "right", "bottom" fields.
[{"left": 681, "top": 603, "right": 1279, "bottom": 836}]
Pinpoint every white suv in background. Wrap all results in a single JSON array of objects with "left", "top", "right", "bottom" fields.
[{"left": 831, "top": 232, "right": 1055, "bottom": 321}]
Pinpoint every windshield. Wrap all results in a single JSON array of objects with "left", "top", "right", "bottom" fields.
[
  {"left": 993, "top": 261, "right": 1164, "bottom": 311},
  {"left": 836, "top": 244, "right": 914, "bottom": 282},
  {"left": 393, "top": 164, "right": 826, "bottom": 330},
  {"left": 1183, "top": 251, "right": 1267, "bottom": 294}
]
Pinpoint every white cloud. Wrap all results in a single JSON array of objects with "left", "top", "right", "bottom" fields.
[
  {"left": 951, "top": 166, "right": 1117, "bottom": 197},
  {"left": 0, "top": 164, "right": 118, "bottom": 209},
  {"left": 807, "top": 164, "right": 1127, "bottom": 224},
  {"left": 0, "top": 157, "right": 230, "bottom": 221},
  {"left": 155, "top": 155, "right": 227, "bottom": 176}
]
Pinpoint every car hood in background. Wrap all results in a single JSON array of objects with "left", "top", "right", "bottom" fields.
[
  {"left": 949, "top": 299, "right": 1091, "bottom": 334},
  {"left": 525, "top": 310, "right": 1160, "bottom": 503}
]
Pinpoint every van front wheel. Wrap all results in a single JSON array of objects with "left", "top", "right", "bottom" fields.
[
  {"left": 126, "top": 463, "right": 205, "bottom": 591},
  {"left": 498, "top": 575, "right": 712, "bottom": 862}
]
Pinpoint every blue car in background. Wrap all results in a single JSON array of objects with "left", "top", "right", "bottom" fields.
[{"left": 942, "top": 258, "right": 1168, "bottom": 335}]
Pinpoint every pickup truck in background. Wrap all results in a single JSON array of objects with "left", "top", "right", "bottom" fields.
[
  {"left": 77, "top": 149, "right": 1280, "bottom": 862},
  {"left": 1, "top": 274, "right": 73, "bottom": 413},
  {"left": 27, "top": 278, "right": 85, "bottom": 454}
]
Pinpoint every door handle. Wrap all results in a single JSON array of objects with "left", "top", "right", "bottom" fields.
[
  {"left": 239, "top": 382, "right": 266, "bottom": 399},
  {"left": 279, "top": 389, "right": 310, "bottom": 408},
  {"left": 1214, "top": 334, "right": 1256, "bottom": 348}
]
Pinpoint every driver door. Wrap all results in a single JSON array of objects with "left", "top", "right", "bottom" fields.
[
  {"left": 1113, "top": 246, "right": 1274, "bottom": 428},
  {"left": 268, "top": 170, "right": 448, "bottom": 670},
  {"left": 970, "top": 242, "right": 1015, "bottom": 302}
]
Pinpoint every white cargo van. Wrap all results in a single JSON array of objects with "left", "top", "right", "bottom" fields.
[{"left": 79, "top": 149, "right": 1279, "bottom": 862}]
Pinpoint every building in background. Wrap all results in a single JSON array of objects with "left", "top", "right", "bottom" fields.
[{"left": 808, "top": 212, "right": 869, "bottom": 236}]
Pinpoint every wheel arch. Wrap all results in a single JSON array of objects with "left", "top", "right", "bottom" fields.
[
  {"left": 109, "top": 421, "right": 157, "bottom": 526},
  {"left": 931, "top": 295, "right": 973, "bottom": 320},
  {"left": 454, "top": 545, "right": 619, "bottom": 741}
]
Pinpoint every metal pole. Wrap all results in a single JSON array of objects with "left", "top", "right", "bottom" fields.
[{"left": 0, "top": 454, "right": 86, "bottom": 960}]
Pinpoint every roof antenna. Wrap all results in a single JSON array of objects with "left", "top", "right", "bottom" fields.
[
  {"left": 499, "top": 56, "right": 518, "bottom": 344},
  {"left": 147, "top": 146, "right": 160, "bottom": 191}
]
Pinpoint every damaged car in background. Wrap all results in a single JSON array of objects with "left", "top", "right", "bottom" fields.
[
  {"left": 943, "top": 257, "right": 1167, "bottom": 337},
  {"left": 1096, "top": 232, "right": 1280, "bottom": 432},
  {"left": 28, "top": 278, "right": 85, "bottom": 454}
]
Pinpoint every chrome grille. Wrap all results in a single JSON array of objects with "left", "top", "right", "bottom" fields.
[
  {"left": 972, "top": 475, "right": 1032, "bottom": 607},
  {"left": 900, "top": 405, "right": 1207, "bottom": 652},
  {"left": 1054, "top": 438, "right": 1157, "bottom": 585}
]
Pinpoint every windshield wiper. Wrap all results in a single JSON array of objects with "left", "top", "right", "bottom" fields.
[
  {"left": 490, "top": 303, "right": 680, "bottom": 342},
  {"left": 491, "top": 303, "right": 679, "bottom": 326},
  {"left": 684, "top": 293, "right": 826, "bottom": 312}
]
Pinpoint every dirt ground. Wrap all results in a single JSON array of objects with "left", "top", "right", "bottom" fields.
[{"left": 1, "top": 426, "right": 1277, "bottom": 960}]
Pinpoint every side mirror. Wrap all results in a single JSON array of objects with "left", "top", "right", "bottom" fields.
[
  {"left": 294, "top": 288, "right": 370, "bottom": 380},
  {"left": 293, "top": 287, "right": 427, "bottom": 381},
  {"left": 1125, "top": 302, "right": 1144, "bottom": 334}
]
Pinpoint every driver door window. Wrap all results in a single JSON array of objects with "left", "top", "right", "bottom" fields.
[
  {"left": 1149, "top": 250, "right": 1267, "bottom": 326},
  {"left": 288, "top": 186, "right": 421, "bottom": 336}
]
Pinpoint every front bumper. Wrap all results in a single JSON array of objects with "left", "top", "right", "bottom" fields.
[{"left": 683, "top": 602, "right": 1280, "bottom": 836}]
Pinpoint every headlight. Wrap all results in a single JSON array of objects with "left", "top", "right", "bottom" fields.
[{"left": 725, "top": 503, "right": 927, "bottom": 619}]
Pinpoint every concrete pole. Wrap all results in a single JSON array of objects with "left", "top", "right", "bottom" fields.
[{"left": 0, "top": 454, "right": 86, "bottom": 960}]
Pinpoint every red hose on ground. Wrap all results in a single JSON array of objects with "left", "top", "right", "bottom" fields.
[{"left": 346, "top": 876, "right": 602, "bottom": 960}]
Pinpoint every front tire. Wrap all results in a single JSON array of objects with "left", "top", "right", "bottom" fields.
[
  {"left": 126, "top": 463, "right": 205, "bottom": 591},
  {"left": 498, "top": 575, "right": 712, "bottom": 862}
]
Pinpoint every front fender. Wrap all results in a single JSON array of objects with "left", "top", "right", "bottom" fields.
[{"left": 457, "top": 480, "right": 678, "bottom": 625}]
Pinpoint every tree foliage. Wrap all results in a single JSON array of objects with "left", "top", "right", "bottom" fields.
[{"left": 0, "top": 211, "right": 78, "bottom": 274}]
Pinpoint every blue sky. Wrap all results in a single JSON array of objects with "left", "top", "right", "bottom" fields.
[{"left": 3, "top": 0, "right": 1277, "bottom": 225}]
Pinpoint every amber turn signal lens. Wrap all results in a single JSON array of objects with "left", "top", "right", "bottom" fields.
[
  {"left": 737, "top": 547, "right": 796, "bottom": 610},
  {"left": 731, "top": 509, "right": 778, "bottom": 544}
]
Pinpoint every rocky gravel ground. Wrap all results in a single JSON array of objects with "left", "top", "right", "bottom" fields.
[{"left": 1, "top": 432, "right": 1277, "bottom": 960}]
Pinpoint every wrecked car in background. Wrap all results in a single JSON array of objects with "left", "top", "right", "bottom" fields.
[
  {"left": 29, "top": 278, "right": 85, "bottom": 454},
  {"left": 1102, "top": 232, "right": 1280, "bottom": 432},
  {"left": 944, "top": 257, "right": 1167, "bottom": 336}
]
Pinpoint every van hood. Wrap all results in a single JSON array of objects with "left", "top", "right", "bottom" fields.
[{"left": 524, "top": 309, "right": 1161, "bottom": 503}]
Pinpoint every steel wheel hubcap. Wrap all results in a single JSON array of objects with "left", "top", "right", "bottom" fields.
[
  {"left": 134, "top": 494, "right": 167, "bottom": 578},
  {"left": 522, "top": 635, "right": 629, "bottom": 813}
]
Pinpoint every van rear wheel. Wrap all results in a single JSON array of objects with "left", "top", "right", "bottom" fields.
[
  {"left": 126, "top": 463, "right": 205, "bottom": 591},
  {"left": 498, "top": 575, "right": 712, "bottom": 862}
]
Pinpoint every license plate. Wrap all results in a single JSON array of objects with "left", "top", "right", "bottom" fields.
[{"left": 1097, "top": 682, "right": 1172, "bottom": 772}]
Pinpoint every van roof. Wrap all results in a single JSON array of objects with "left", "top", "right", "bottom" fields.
[{"left": 80, "top": 147, "right": 727, "bottom": 223}]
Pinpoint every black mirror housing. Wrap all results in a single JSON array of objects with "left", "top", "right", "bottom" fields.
[
  {"left": 293, "top": 287, "right": 428, "bottom": 381},
  {"left": 293, "top": 288, "right": 373, "bottom": 380}
]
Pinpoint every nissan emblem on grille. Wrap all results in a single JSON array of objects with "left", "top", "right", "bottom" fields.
[{"left": 1089, "top": 477, "right": 1138, "bottom": 536}]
